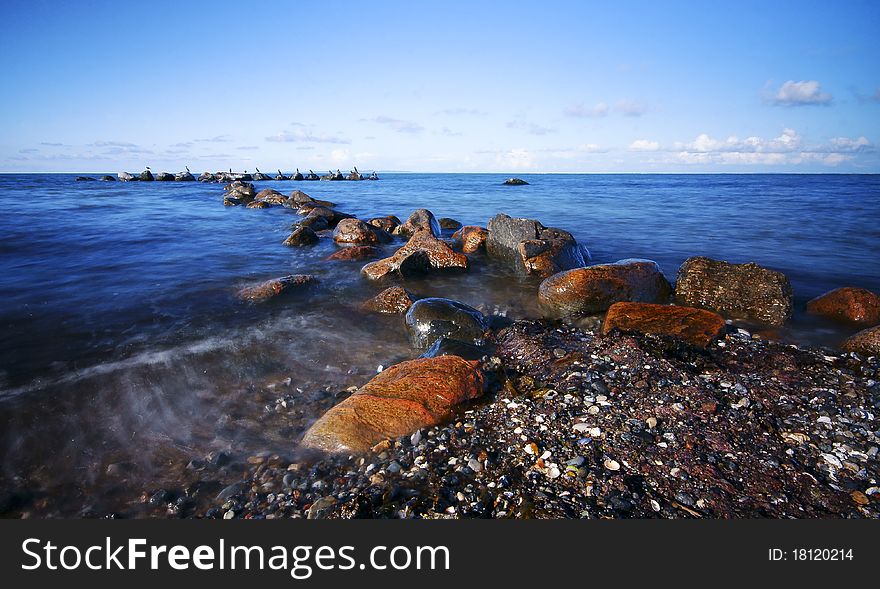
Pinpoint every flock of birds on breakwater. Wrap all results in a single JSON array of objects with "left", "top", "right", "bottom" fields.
[{"left": 75, "top": 166, "right": 380, "bottom": 183}]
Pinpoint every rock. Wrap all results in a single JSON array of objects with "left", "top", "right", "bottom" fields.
[
  {"left": 452, "top": 226, "right": 489, "bottom": 254},
  {"left": 237, "top": 274, "right": 315, "bottom": 302},
  {"left": 333, "top": 218, "right": 391, "bottom": 245},
  {"left": 198, "top": 172, "right": 213, "bottom": 182},
  {"left": 362, "top": 286, "right": 416, "bottom": 314},
  {"left": 75, "top": 176, "right": 95, "bottom": 181},
  {"left": 288, "top": 190, "right": 315, "bottom": 206},
  {"left": 224, "top": 181, "right": 256, "bottom": 202},
  {"left": 156, "top": 172, "right": 175, "bottom": 181},
  {"left": 367, "top": 216, "right": 401, "bottom": 233},
  {"left": 326, "top": 245, "right": 379, "bottom": 261},
  {"left": 246, "top": 200, "right": 271, "bottom": 209},
  {"left": 538, "top": 259, "right": 672, "bottom": 319},
  {"left": 486, "top": 213, "right": 588, "bottom": 277},
  {"left": 395, "top": 209, "right": 441, "bottom": 238},
  {"left": 300, "top": 355, "right": 485, "bottom": 453},
  {"left": 361, "top": 228, "right": 469, "bottom": 280},
  {"left": 139, "top": 170, "right": 154, "bottom": 181},
  {"left": 806, "top": 287, "right": 880, "bottom": 325},
  {"left": 223, "top": 196, "right": 242, "bottom": 206},
  {"left": 252, "top": 171, "right": 272, "bottom": 181},
  {"left": 404, "top": 297, "right": 489, "bottom": 349},
  {"left": 602, "top": 302, "right": 726, "bottom": 348},
  {"left": 675, "top": 256, "right": 793, "bottom": 326},
  {"left": 841, "top": 325, "right": 880, "bottom": 356},
  {"left": 174, "top": 171, "right": 195, "bottom": 181},
  {"left": 283, "top": 226, "right": 319, "bottom": 247},
  {"left": 503, "top": 178, "right": 529, "bottom": 185},
  {"left": 254, "top": 188, "right": 287, "bottom": 204},
  {"left": 439, "top": 218, "right": 462, "bottom": 231},
  {"left": 420, "top": 337, "right": 488, "bottom": 361},
  {"left": 296, "top": 215, "right": 330, "bottom": 231},
  {"left": 100, "top": 175, "right": 116, "bottom": 181},
  {"left": 117, "top": 172, "right": 136, "bottom": 181},
  {"left": 300, "top": 206, "right": 353, "bottom": 228}
]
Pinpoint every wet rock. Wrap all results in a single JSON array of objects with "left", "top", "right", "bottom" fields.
[
  {"left": 420, "top": 337, "right": 488, "bottom": 361},
  {"left": 296, "top": 215, "right": 330, "bottom": 231},
  {"left": 602, "top": 302, "right": 726, "bottom": 348},
  {"left": 367, "top": 215, "right": 401, "bottom": 233},
  {"left": 254, "top": 188, "right": 287, "bottom": 204},
  {"left": 333, "top": 218, "right": 392, "bottom": 245},
  {"left": 326, "top": 245, "right": 379, "bottom": 261},
  {"left": 246, "top": 200, "right": 271, "bottom": 209},
  {"left": 283, "top": 226, "right": 319, "bottom": 247},
  {"left": 841, "top": 325, "right": 880, "bottom": 356},
  {"left": 806, "top": 287, "right": 880, "bottom": 325},
  {"left": 139, "top": 169, "right": 154, "bottom": 181},
  {"left": 300, "top": 206, "right": 353, "bottom": 228},
  {"left": 75, "top": 176, "right": 95, "bottom": 181},
  {"left": 362, "top": 286, "right": 417, "bottom": 314},
  {"left": 156, "top": 172, "right": 175, "bottom": 181},
  {"left": 361, "top": 228, "right": 469, "bottom": 280},
  {"left": 486, "top": 213, "right": 588, "bottom": 277},
  {"left": 404, "top": 297, "right": 489, "bottom": 349},
  {"left": 394, "top": 209, "right": 441, "bottom": 238},
  {"left": 100, "top": 175, "right": 116, "bottom": 181},
  {"left": 174, "top": 171, "right": 195, "bottom": 181},
  {"left": 538, "top": 259, "right": 672, "bottom": 319},
  {"left": 452, "top": 225, "right": 489, "bottom": 254},
  {"left": 675, "top": 256, "right": 793, "bottom": 326},
  {"left": 503, "top": 178, "right": 529, "bottom": 185},
  {"left": 198, "top": 171, "right": 213, "bottom": 182},
  {"left": 236, "top": 274, "right": 315, "bottom": 302},
  {"left": 439, "top": 218, "right": 462, "bottom": 231},
  {"left": 117, "top": 172, "right": 136, "bottom": 181},
  {"left": 224, "top": 181, "right": 256, "bottom": 203},
  {"left": 300, "top": 355, "right": 485, "bottom": 453}
]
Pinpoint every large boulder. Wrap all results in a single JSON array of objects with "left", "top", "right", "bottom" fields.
[
  {"left": 367, "top": 215, "right": 401, "bottom": 233},
  {"left": 438, "top": 218, "right": 462, "bottom": 231},
  {"left": 299, "top": 206, "right": 352, "bottom": 228},
  {"left": 326, "top": 245, "right": 379, "bottom": 261},
  {"left": 300, "top": 356, "right": 485, "bottom": 453},
  {"left": 174, "top": 171, "right": 195, "bottom": 181},
  {"left": 538, "top": 259, "right": 672, "bottom": 319},
  {"left": 486, "top": 213, "right": 588, "bottom": 277},
  {"left": 296, "top": 215, "right": 330, "bottom": 231},
  {"left": 394, "top": 209, "right": 441, "bottom": 238},
  {"left": 156, "top": 172, "right": 175, "bottom": 181},
  {"left": 602, "top": 302, "right": 726, "bottom": 348},
  {"left": 362, "top": 286, "right": 417, "bottom": 314},
  {"left": 254, "top": 188, "right": 287, "bottom": 204},
  {"left": 675, "top": 256, "right": 793, "bottom": 326},
  {"left": 118, "top": 172, "right": 136, "bottom": 181},
  {"left": 100, "top": 175, "right": 116, "bottom": 181},
  {"left": 841, "top": 325, "right": 880, "bottom": 356},
  {"left": 452, "top": 226, "right": 489, "bottom": 254},
  {"left": 237, "top": 275, "right": 315, "bottom": 302},
  {"left": 283, "top": 226, "right": 319, "bottom": 247},
  {"left": 503, "top": 178, "right": 529, "bottom": 185},
  {"left": 404, "top": 298, "right": 488, "bottom": 349},
  {"left": 333, "top": 218, "right": 391, "bottom": 245},
  {"left": 224, "top": 181, "right": 256, "bottom": 202},
  {"left": 289, "top": 190, "right": 315, "bottom": 206},
  {"left": 139, "top": 169, "right": 154, "bottom": 181},
  {"left": 806, "top": 287, "right": 880, "bottom": 325},
  {"left": 361, "top": 228, "right": 468, "bottom": 280}
]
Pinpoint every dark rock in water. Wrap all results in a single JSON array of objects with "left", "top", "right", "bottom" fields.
[
  {"left": 602, "top": 302, "right": 726, "bottom": 348},
  {"left": 237, "top": 274, "right": 315, "bottom": 302},
  {"left": 842, "top": 325, "right": 880, "bottom": 356},
  {"left": 100, "top": 175, "right": 116, "bottom": 181},
  {"left": 117, "top": 172, "right": 136, "bottom": 181},
  {"left": 326, "top": 245, "right": 380, "bottom": 262},
  {"left": 254, "top": 188, "right": 287, "bottom": 204},
  {"left": 420, "top": 337, "right": 488, "bottom": 361},
  {"left": 395, "top": 209, "right": 442, "bottom": 238},
  {"left": 223, "top": 196, "right": 242, "bottom": 206},
  {"left": 438, "top": 217, "right": 462, "bottom": 231},
  {"left": 299, "top": 206, "right": 352, "bottom": 228},
  {"left": 174, "top": 171, "right": 195, "bottom": 181},
  {"left": 452, "top": 225, "right": 489, "bottom": 253},
  {"left": 275, "top": 172, "right": 290, "bottom": 181},
  {"left": 487, "top": 213, "right": 588, "bottom": 277},
  {"left": 675, "top": 256, "right": 793, "bottom": 326},
  {"left": 367, "top": 215, "right": 401, "bottom": 233},
  {"left": 224, "top": 181, "right": 256, "bottom": 204},
  {"left": 288, "top": 190, "right": 315, "bottom": 205},
  {"left": 300, "top": 355, "right": 485, "bottom": 453},
  {"left": 404, "top": 297, "right": 489, "bottom": 349},
  {"left": 238, "top": 173, "right": 253, "bottom": 181},
  {"left": 361, "top": 228, "right": 469, "bottom": 280},
  {"left": 333, "top": 218, "right": 392, "bottom": 245},
  {"left": 538, "top": 259, "right": 672, "bottom": 319},
  {"left": 156, "top": 172, "right": 175, "bottom": 181},
  {"left": 75, "top": 176, "right": 95, "bottom": 181},
  {"left": 293, "top": 171, "right": 304, "bottom": 181},
  {"left": 362, "top": 286, "right": 417, "bottom": 314},
  {"left": 503, "top": 177, "right": 529, "bottom": 185},
  {"left": 806, "top": 287, "right": 880, "bottom": 325},
  {"left": 198, "top": 171, "right": 213, "bottom": 182},
  {"left": 246, "top": 200, "right": 272, "bottom": 209},
  {"left": 139, "top": 170, "right": 154, "bottom": 181},
  {"left": 252, "top": 171, "right": 272, "bottom": 181},
  {"left": 283, "top": 226, "right": 319, "bottom": 246},
  {"left": 296, "top": 215, "right": 330, "bottom": 231}
]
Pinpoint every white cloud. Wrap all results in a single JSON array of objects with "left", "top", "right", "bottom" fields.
[
  {"left": 364, "top": 116, "right": 424, "bottom": 134},
  {"left": 266, "top": 126, "right": 350, "bottom": 144},
  {"left": 628, "top": 139, "right": 660, "bottom": 151},
  {"left": 829, "top": 136, "right": 872, "bottom": 152},
  {"left": 770, "top": 80, "right": 833, "bottom": 105},
  {"left": 495, "top": 148, "right": 535, "bottom": 170},
  {"left": 564, "top": 102, "right": 609, "bottom": 118},
  {"left": 615, "top": 100, "right": 648, "bottom": 116}
]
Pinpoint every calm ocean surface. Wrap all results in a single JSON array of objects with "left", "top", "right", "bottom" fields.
[{"left": 1, "top": 172, "right": 878, "bottom": 515}]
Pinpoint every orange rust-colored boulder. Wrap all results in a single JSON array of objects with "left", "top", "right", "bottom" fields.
[
  {"left": 300, "top": 356, "right": 485, "bottom": 453},
  {"left": 452, "top": 226, "right": 489, "bottom": 254},
  {"left": 602, "top": 302, "right": 726, "bottom": 348},
  {"left": 362, "top": 286, "right": 417, "bottom": 314},
  {"left": 806, "top": 287, "right": 880, "bottom": 325},
  {"left": 326, "top": 245, "right": 380, "bottom": 261},
  {"left": 841, "top": 325, "right": 880, "bottom": 356},
  {"left": 237, "top": 274, "right": 315, "bottom": 302},
  {"left": 361, "top": 228, "right": 468, "bottom": 280}
]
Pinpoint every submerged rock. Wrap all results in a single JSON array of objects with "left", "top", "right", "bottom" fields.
[
  {"left": 283, "top": 226, "right": 319, "bottom": 247},
  {"left": 300, "top": 355, "right": 485, "bottom": 453},
  {"left": 367, "top": 215, "right": 401, "bottom": 233},
  {"left": 361, "top": 228, "right": 469, "bottom": 280},
  {"left": 326, "top": 245, "right": 379, "bottom": 261},
  {"left": 438, "top": 218, "right": 462, "bottom": 231},
  {"left": 75, "top": 176, "right": 95, "bottom": 181},
  {"left": 503, "top": 178, "right": 529, "bottom": 185},
  {"left": 452, "top": 226, "right": 489, "bottom": 254},
  {"left": 486, "top": 213, "right": 587, "bottom": 277},
  {"left": 395, "top": 209, "right": 442, "bottom": 238},
  {"left": 675, "top": 256, "right": 793, "bottom": 326},
  {"left": 362, "top": 286, "right": 417, "bottom": 314},
  {"left": 841, "top": 325, "right": 880, "bottom": 356},
  {"left": 236, "top": 274, "right": 315, "bottom": 302},
  {"left": 333, "top": 218, "right": 391, "bottom": 245},
  {"left": 404, "top": 297, "right": 489, "bottom": 349},
  {"left": 806, "top": 287, "right": 880, "bottom": 325},
  {"left": 602, "top": 302, "right": 726, "bottom": 348},
  {"left": 538, "top": 259, "right": 672, "bottom": 318},
  {"left": 299, "top": 206, "right": 353, "bottom": 228}
]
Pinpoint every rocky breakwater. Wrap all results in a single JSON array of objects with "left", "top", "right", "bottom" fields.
[
  {"left": 300, "top": 355, "right": 486, "bottom": 453},
  {"left": 487, "top": 213, "right": 588, "bottom": 278},
  {"left": 361, "top": 227, "right": 468, "bottom": 280}
]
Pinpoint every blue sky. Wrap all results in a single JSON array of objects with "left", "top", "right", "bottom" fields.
[{"left": 1, "top": 0, "right": 878, "bottom": 173}]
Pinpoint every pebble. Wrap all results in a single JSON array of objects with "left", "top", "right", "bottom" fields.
[
  {"left": 604, "top": 458, "right": 620, "bottom": 471},
  {"left": 467, "top": 458, "right": 483, "bottom": 472}
]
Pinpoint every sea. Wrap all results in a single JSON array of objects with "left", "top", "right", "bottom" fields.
[{"left": 1, "top": 172, "right": 878, "bottom": 515}]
